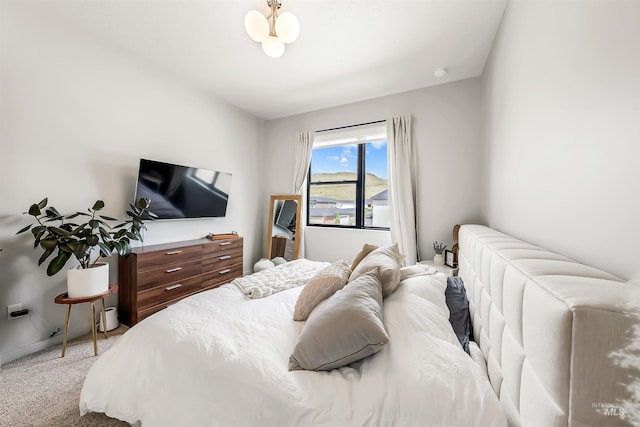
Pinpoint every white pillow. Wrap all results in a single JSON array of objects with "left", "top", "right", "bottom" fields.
[
  {"left": 400, "top": 263, "right": 437, "bottom": 281},
  {"left": 254, "top": 258, "right": 275, "bottom": 272},
  {"left": 349, "top": 244, "right": 405, "bottom": 297},
  {"left": 350, "top": 243, "right": 378, "bottom": 270}
]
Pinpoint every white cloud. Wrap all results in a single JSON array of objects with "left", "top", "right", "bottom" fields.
[{"left": 370, "top": 140, "right": 386, "bottom": 150}]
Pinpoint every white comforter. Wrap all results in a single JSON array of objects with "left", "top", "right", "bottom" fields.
[{"left": 80, "top": 274, "right": 506, "bottom": 427}]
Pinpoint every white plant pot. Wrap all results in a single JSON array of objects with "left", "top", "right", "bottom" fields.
[
  {"left": 433, "top": 254, "right": 445, "bottom": 266},
  {"left": 67, "top": 262, "right": 109, "bottom": 298}
]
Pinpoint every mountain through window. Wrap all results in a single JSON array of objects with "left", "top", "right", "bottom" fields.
[{"left": 308, "top": 122, "right": 389, "bottom": 229}]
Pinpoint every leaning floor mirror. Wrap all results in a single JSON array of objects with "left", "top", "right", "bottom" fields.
[{"left": 266, "top": 195, "right": 302, "bottom": 261}]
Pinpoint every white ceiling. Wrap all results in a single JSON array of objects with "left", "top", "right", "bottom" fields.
[{"left": 27, "top": 0, "right": 508, "bottom": 120}]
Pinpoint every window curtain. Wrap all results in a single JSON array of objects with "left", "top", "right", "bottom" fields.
[
  {"left": 387, "top": 115, "right": 418, "bottom": 265},
  {"left": 293, "top": 132, "right": 314, "bottom": 259}
]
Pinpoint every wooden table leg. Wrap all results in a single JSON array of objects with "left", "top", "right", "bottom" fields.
[
  {"left": 61, "top": 304, "right": 72, "bottom": 357},
  {"left": 90, "top": 301, "right": 98, "bottom": 356},
  {"left": 100, "top": 298, "right": 108, "bottom": 339}
]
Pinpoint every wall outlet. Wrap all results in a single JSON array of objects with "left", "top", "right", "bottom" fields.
[{"left": 7, "top": 303, "right": 22, "bottom": 320}]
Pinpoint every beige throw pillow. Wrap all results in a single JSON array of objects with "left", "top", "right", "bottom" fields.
[
  {"left": 349, "top": 244, "right": 405, "bottom": 297},
  {"left": 350, "top": 243, "right": 379, "bottom": 270},
  {"left": 293, "top": 260, "right": 351, "bottom": 321},
  {"left": 289, "top": 270, "right": 388, "bottom": 371}
]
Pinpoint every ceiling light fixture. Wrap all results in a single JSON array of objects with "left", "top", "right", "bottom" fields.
[{"left": 244, "top": 1, "right": 299, "bottom": 58}]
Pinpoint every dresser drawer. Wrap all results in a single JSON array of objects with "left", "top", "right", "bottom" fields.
[
  {"left": 137, "top": 259, "right": 202, "bottom": 292},
  {"left": 136, "top": 244, "right": 202, "bottom": 272},
  {"left": 137, "top": 275, "right": 202, "bottom": 311},
  {"left": 137, "top": 303, "right": 169, "bottom": 322},
  {"left": 202, "top": 246, "right": 243, "bottom": 272},
  {"left": 137, "top": 289, "right": 202, "bottom": 322},
  {"left": 202, "top": 238, "right": 243, "bottom": 256},
  {"left": 202, "top": 263, "right": 243, "bottom": 289}
]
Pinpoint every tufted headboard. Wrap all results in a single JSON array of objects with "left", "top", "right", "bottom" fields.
[{"left": 457, "top": 225, "right": 639, "bottom": 427}]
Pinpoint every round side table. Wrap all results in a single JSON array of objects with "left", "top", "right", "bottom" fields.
[{"left": 53, "top": 285, "right": 118, "bottom": 357}]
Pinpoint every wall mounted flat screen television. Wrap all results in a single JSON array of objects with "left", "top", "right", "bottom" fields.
[
  {"left": 275, "top": 199, "right": 297, "bottom": 230},
  {"left": 134, "top": 158, "right": 232, "bottom": 219}
]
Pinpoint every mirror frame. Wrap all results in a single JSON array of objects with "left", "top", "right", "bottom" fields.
[{"left": 266, "top": 195, "right": 302, "bottom": 260}]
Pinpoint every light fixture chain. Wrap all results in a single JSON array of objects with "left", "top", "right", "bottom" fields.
[{"left": 267, "top": 0, "right": 280, "bottom": 36}]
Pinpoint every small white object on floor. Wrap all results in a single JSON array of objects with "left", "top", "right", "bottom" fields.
[
  {"left": 254, "top": 258, "right": 275, "bottom": 272},
  {"left": 99, "top": 307, "right": 120, "bottom": 333}
]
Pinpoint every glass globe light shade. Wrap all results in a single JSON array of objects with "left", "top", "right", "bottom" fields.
[
  {"left": 262, "top": 35, "right": 285, "bottom": 58},
  {"left": 244, "top": 10, "right": 269, "bottom": 42},
  {"left": 275, "top": 12, "right": 300, "bottom": 43}
]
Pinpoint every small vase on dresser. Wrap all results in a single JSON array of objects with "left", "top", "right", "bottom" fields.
[
  {"left": 433, "top": 253, "right": 444, "bottom": 266},
  {"left": 432, "top": 241, "right": 447, "bottom": 266}
]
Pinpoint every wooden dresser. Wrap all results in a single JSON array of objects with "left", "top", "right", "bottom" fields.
[{"left": 118, "top": 237, "right": 243, "bottom": 326}]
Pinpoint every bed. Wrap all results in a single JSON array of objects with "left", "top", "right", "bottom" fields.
[
  {"left": 80, "top": 225, "right": 639, "bottom": 426},
  {"left": 80, "top": 247, "right": 506, "bottom": 426},
  {"left": 457, "top": 225, "right": 640, "bottom": 427}
]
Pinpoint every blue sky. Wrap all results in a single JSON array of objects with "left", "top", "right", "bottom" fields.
[{"left": 311, "top": 141, "right": 388, "bottom": 180}]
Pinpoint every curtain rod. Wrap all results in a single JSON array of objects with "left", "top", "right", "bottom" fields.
[{"left": 316, "top": 119, "right": 386, "bottom": 134}]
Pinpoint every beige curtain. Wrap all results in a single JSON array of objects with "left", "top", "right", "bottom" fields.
[
  {"left": 293, "top": 132, "right": 313, "bottom": 258},
  {"left": 387, "top": 115, "right": 418, "bottom": 265}
]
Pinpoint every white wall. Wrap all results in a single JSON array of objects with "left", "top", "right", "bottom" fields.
[
  {"left": 0, "top": 4, "right": 265, "bottom": 363},
  {"left": 481, "top": 0, "right": 640, "bottom": 283},
  {"left": 305, "top": 228, "right": 392, "bottom": 263},
  {"left": 264, "top": 79, "right": 485, "bottom": 262}
]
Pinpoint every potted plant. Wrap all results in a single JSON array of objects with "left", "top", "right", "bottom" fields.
[
  {"left": 433, "top": 241, "right": 447, "bottom": 266},
  {"left": 17, "top": 197, "right": 155, "bottom": 298}
]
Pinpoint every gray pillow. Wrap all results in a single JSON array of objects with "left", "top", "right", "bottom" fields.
[
  {"left": 289, "top": 270, "right": 389, "bottom": 371},
  {"left": 446, "top": 276, "right": 473, "bottom": 354}
]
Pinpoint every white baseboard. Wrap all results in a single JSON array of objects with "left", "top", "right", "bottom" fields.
[{"left": 1, "top": 325, "right": 88, "bottom": 365}]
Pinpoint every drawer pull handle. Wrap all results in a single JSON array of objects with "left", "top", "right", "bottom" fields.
[
  {"left": 165, "top": 250, "right": 183, "bottom": 255},
  {"left": 219, "top": 269, "right": 231, "bottom": 275},
  {"left": 219, "top": 255, "right": 231, "bottom": 260},
  {"left": 219, "top": 242, "right": 231, "bottom": 246},
  {"left": 165, "top": 284, "right": 182, "bottom": 291},
  {"left": 166, "top": 267, "right": 183, "bottom": 273}
]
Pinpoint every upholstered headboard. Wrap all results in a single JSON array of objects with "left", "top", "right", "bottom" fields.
[{"left": 457, "top": 225, "right": 639, "bottom": 427}]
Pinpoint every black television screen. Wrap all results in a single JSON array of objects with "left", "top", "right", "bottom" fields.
[
  {"left": 134, "top": 158, "right": 232, "bottom": 219},
  {"left": 275, "top": 199, "right": 297, "bottom": 230}
]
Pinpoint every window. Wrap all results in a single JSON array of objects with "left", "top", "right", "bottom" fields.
[
  {"left": 307, "top": 122, "right": 388, "bottom": 229},
  {"left": 192, "top": 169, "right": 232, "bottom": 195}
]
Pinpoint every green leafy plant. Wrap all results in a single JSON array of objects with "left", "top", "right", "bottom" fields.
[
  {"left": 433, "top": 241, "right": 447, "bottom": 255},
  {"left": 17, "top": 198, "right": 156, "bottom": 276}
]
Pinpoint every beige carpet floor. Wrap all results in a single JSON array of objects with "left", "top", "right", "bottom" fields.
[{"left": 0, "top": 326, "right": 130, "bottom": 427}]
